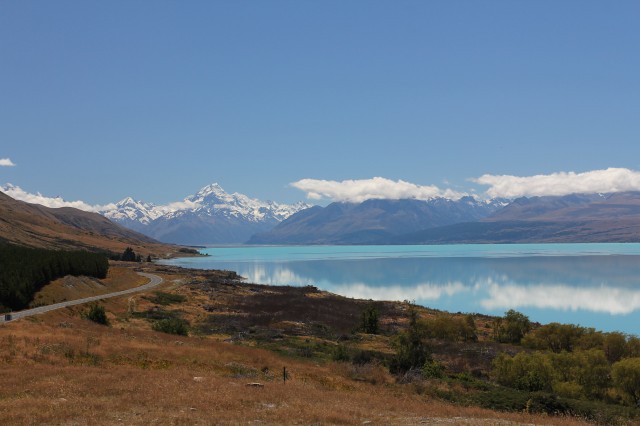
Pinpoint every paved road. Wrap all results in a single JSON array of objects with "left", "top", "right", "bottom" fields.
[{"left": 1, "top": 272, "right": 163, "bottom": 323}]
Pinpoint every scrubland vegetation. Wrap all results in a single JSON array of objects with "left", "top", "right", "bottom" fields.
[{"left": 2, "top": 263, "right": 639, "bottom": 424}]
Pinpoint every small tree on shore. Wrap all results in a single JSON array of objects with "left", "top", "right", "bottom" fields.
[
  {"left": 390, "top": 305, "right": 430, "bottom": 374},
  {"left": 495, "top": 309, "right": 531, "bottom": 344},
  {"left": 121, "top": 247, "right": 136, "bottom": 262},
  {"left": 360, "top": 304, "right": 379, "bottom": 334}
]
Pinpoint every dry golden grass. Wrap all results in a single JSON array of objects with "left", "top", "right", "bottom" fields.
[
  {"left": 0, "top": 264, "right": 596, "bottom": 425},
  {"left": 1, "top": 307, "right": 589, "bottom": 425}
]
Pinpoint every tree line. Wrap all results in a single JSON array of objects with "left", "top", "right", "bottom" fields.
[
  {"left": 0, "top": 243, "right": 109, "bottom": 311},
  {"left": 493, "top": 318, "right": 640, "bottom": 406},
  {"left": 383, "top": 306, "right": 640, "bottom": 413}
]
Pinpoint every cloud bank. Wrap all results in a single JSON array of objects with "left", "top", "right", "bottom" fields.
[
  {"left": 1, "top": 184, "right": 116, "bottom": 212},
  {"left": 1, "top": 184, "right": 201, "bottom": 215},
  {"left": 0, "top": 158, "right": 16, "bottom": 167},
  {"left": 473, "top": 167, "right": 640, "bottom": 198},
  {"left": 159, "top": 200, "right": 202, "bottom": 212},
  {"left": 291, "top": 177, "right": 467, "bottom": 203}
]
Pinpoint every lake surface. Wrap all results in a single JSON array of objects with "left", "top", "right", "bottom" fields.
[{"left": 160, "top": 244, "right": 640, "bottom": 335}]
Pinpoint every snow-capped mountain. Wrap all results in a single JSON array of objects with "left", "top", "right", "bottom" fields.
[
  {"left": 101, "top": 183, "right": 312, "bottom": 245},
  {"left": 174, "top": 183, "right": 309, "bottom": 222},
  {"left": 103, "top": 197, "right": 163, "bottom": 226}
]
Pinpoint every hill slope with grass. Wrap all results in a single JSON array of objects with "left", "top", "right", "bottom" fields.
[
  {"left": 2, "top": 262, "right": 636, "bottom": 425},
  {"left": 0, "top": 191, "right": 176, "bottom": 256}
]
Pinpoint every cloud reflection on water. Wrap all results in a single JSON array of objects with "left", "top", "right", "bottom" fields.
[
  {"left": 330, "top": 281, "right": 468, "bottom": 302},
  {"left": 480, "top": 282, "right": 640, "bottom": 315},
  {"left": 229, "top": 255, "right": 640, "bottom": 316}
]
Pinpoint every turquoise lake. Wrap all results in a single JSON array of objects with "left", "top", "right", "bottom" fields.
[{"left": 160, "top": 244, "right": 640, "bottom": 336}]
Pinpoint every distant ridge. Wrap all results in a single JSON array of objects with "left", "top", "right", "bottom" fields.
[
  {"left": 0, "top": 190, "right": 174, "bottom": 255},
  {"left": 392, "top": 192, "right": 640, "bottom": 244},
  {"left": 248, "top": 197, "right": 506, "bottom": 245},
  {"left": 249, "top": 192, "right": 640, "bottom": 245}
]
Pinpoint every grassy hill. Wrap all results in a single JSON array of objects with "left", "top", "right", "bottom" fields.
[{"left": 0, "top": 191, "right": 177, "bottom": 257}]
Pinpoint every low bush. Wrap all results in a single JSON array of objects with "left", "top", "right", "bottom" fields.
[
  {"left": 146, "top": 291, "right": 186, "bottom": 306},
  {"left": 359, "top": 304, "right": 379, "bottom": 334},
  {"left": 132, "top": 308, "right": 181, "bottom": 321},
  {"left": 422, "top": 359, "right": 445, "bottom": 378},
  {"left": 84, "top": 304, "right": 109, "bottom": 326},
  {"left": 152, "top": 318, "right": 189, "bottom": 336},
  {"left": 333, "top": 344, "right": 350, "bottom": 362}
]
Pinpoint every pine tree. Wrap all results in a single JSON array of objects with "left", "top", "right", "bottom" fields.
[{"left": 121, "top": 247, "right": 136, "bottom": 262}]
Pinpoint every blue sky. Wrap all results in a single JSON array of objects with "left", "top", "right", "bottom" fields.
[{"left": 2, "top": 1, "right": 640, "bottom": 205}]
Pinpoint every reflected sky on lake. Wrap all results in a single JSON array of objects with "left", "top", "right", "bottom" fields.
[{"left": 162, "top": 245, "right": 640, "bottom": 335}]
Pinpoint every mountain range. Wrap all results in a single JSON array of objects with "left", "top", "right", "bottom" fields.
[
  {"left": 249, "top": 192, "right": 640, "bottom": 245},
  {"left": 5, "top": 181, "right": 640, "bottom": 246},
  {"left": 391, "top": 192, "right": 640, "bottom": 244},
  {"left": 248, "top": 197, "right": 507, "bottom": 244},
  {"left": 102, "top": 183, "right": 311, "bottom": 245}
]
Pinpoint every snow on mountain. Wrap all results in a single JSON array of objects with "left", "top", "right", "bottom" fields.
[
  {"left": 103, "top": 197, "right": 164, "bottom": 225},
  {"left": 104, "top": 183, "right": 310, "bottom": 225},
  {"left": 100, "top": 183, "right": 313, "bottom": 244}
]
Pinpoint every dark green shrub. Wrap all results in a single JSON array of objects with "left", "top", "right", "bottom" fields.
[
  {"left": 121, "top": 247, "right": 137, "bottom": 262},
  {"left": 471, "top": 387, "right": 531, "bottom": 412},
  {"left": 333, "top": 344, "right": 350, "bottom": 362},
  {"left": 352, "top": 349, "right": 374, "bottom": 365},
  {"left": 147, "top": 291, "right": 186, "bottom": 306},
  {"left": 85, "top": 304, "right": 109, "bottom": 326},
  {"left": 178, "top": 248, "right": 199, "bottom": 254},
  {"left": 526, "top": 392, "right": 570, "bottom": 415},
  {"left": 152, "top": 318, "right": 189, "bottom": 335},
  {"left": 390, "top": 306, "right": 430, "bottom": 374},
  {"left": 422, "top": 359, "right": 445, "bottom": 378},
  {"left": 360, "top": 304, "right": 379, "bottom": 334}
]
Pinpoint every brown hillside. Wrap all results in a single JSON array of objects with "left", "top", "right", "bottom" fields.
[
  {"left": 0, "top": 264, "right": 589, "bottom": 425},
  {"left": 0, "top": 191, "right": 177, "bottom": 256}
]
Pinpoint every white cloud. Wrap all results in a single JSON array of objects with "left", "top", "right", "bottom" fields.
[
  {"left": 473, "top": 167, "right": 640, "bottom": 198},
  {"left": 291, "top": 177, "right": 467, "bottom": 202},
  {"left": 1, "top": 183, "right": 203, "bottom": 217},
  {"left": 160, "top": 199, "right": 202, "bottom": 212},
  {"left": 1, "top": 184, "right": 116, "bottom": 212},
  {"left": 0, "top": 158, "right": 16, "bottom": 167}
]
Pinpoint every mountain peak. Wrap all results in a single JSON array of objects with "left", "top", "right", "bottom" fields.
[
  {"left": 197, "top": 183, "right": 226, "bottom": 196},
  {"left": 117, "top": 196, "right": 137, "bottom": 206}
]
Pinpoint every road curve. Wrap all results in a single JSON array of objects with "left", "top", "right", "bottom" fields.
[{"left": 1, "top": 272, "right": 163, "bottom": 323}]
